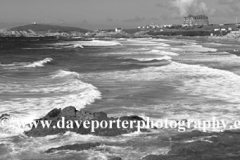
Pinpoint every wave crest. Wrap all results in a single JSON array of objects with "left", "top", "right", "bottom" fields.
[
  {"left": 134, "top": 55, "right": 172, "bottom": 61},
  {"left": 0, "top": 58, "right": 53, "bottom": 69},
  {"left": 0, "top": 70, "right": 101, "bottom": 135},
  {"left": 24, "top": 58, "right": 53, "bottom": 68},
  {"left": 53, "top": 40, "right": 122, "bottom": 49},
  {"left": 148, "top": 50, "right": 179, "bottom": 56}
]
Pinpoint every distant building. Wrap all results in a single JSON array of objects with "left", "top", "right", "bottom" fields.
[
  {"left": 162, "top": 24, "right": 173, "bottom": 28},
  {"left": 115, "top": 28, "right": 123, "bottom": 33},
  {"left": 183, "top": 14, "right": 209, "bottom": 26},
  {"left": 137, "top": 23, "right": 160, "bottom": 29}
]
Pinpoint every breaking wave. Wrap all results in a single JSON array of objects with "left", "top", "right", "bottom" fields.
[
  {"left": 0, "top": 70, "right": 101, "bottom": 135},
  {"left": 180, "top": 44, "right": 217, "bottom": 52},
  {"left": 24, "top": 58, "right": 53, "bottom": 68},
  {"left": 133, "top": 55, "right": 172, "bottom": 61},
  {"left": 54, "top": 40, "right": 122, "bottom": 49},
  {"left": 148, "top": 50, "right": 179, "bottom": 56},
  {"left": 101, "top": 61, "right": 240, "bottom": 104},
  {"left": 86, "top": 60, "right": 240, "bottom": 122},
  {"left": 0, "top": 58, "right": 53, "bottom": 69}
]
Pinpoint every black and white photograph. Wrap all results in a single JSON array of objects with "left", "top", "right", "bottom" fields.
[{"left": 0, "top": 0, "right": 240, "bottom": 159}]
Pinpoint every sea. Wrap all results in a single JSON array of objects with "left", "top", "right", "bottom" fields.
[{"left": 0, "top": 36, "right": 240, "bottom": 160}]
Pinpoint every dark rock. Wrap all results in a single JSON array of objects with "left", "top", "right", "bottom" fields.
[
  {"left": 24, "top": 106, "right": 147, "bottom": 137},
  {"left": 142, "top": 154, "right": 202, "bottom": 160},
  {"left": 60, "top": 106, "right": 76, "bottom": 118},
  {"left": 94, "top": 111, "right": 107, "bottom": 119},
  {"left": 45, "top": 143, "right": 101, "bottom": 153},
  {"left": 120, "top": 115, "right": 144, "bottom": 121},
  {"left": 45, "top": 108, "right": 61, "bottom": 119},
  {"left": 108, "top": 157, "right": 122, "bottom": 160},
  {"left": 76, "top": 109, "right": 95, "bottom": 120}
]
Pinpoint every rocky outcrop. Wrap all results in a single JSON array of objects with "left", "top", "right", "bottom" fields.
[
  {"left": 209, "top": 30, "right": 240, "bottom": 42},
  {"left": 0, "top": 24, "right": 148, "bottom": 38},
  {"left": 142, "top": 130, "right": 240, "bottom": 160},
  {"left": 224, "top": 31, "right": 240, "bottom": 41},
  {"left": 45, "top": 143, "right": 101, "bottom": 153},
  {"left": 108, "top": 157, "right": 122, "bottom": 160},
  {"left": 24, "top": 106, "right": 146, "bottom": 137},
  {"left": 0, "top": 29, "right": 86, "bottom": 38}
]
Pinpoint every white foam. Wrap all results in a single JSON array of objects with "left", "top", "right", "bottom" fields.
[
  {"left": 0, "top": 70, "right": 101, "bottom": 135},
  {"left": 81, "top": 40, "right": 122, "bottom": 46},
  {"left": 24, "top": 58, "right": 53, "bottom": 68},
  {"left": 170, "top": 48, "right": 183, "bottom": 51},
  {"left": 7, "top": 131, "right": 169, "bottom": 160},
  {"left": 125, "top": 39, "right": 169, "bottom": 47},
  {"left": 51, "top": 69, "right": 81, "bottom": 78},
  {"left": 86, "top": 61, "right": 240, "bottom": 122},
  {"left": 0, "top": 58, "right": 53, "bottom": 69},
  {"left": 54, "top": 40, "right": 122, "bottom": 48},
  {"left": 180, "top": 44, "right": 217, "bottom": 52},
  {"left": 73, "top": 44, "right": 84, "bottom": 48},
  {"left": 148, "top": 50, "right": 179, "bottom": 56},
  {"left": 134, "top": 55, "right": 172, "bottom": 61}
]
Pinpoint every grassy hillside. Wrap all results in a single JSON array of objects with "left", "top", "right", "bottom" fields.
[{"left": 10, "top": 24, "right": 90, "bottom": 33}]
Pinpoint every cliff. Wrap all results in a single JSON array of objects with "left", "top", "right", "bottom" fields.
[
  {"left": 10, "top": 24, "right": 89, "bottom": 33},
  {"left": 0, "top": 24, "right": 91, "bottom": 38},
  {"left": 0, "top": 24, "right": 149, "bottom": 38}
]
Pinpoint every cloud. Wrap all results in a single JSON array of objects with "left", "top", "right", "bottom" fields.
[
  {"left": 217, "top": 0, "right": 240, "bottom": 17},
  {"left": 123, "top": 16, "right": 145, "bottom": 23},
  {"left": 218, "top": 0, "right": 232, "bottom": 5},
  {"left": 170, "top": 0, "right": 216, "bottom": 16},
  {"left": 157, "top": 0, "right": 216, "bottom": 19},
  {"left": 218, "top": 0, "right": 240, "bottom": 12}
]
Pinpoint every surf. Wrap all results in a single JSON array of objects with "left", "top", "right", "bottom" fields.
[
  {"left": 0, "top": 70, "right": 101, "bottom": 136},
  {"left": 0, "top": 58, "right": 53, "bottom": 69}
]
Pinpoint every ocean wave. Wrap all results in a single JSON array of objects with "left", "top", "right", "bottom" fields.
[
  {"left": 54, "top": 40, "right": 122, "bottom": 48},
  {"left": 0, "top": 70, "right": 101, "bottom": 135},
  {"left": 1, "top": 129, "right": 169, "bottom": 160},
  {"left": 0, "top": 58, "right": 53, "bottom": 69},
  {"left": 109, "top": 61, "right": 240, "bottom": 104},
  {"left": 180, "top": 44, "right": 217, "bottom": 52},
  {"left": 73, "top": 44, "right": 84, "bottom": 48},
  {"left": 148, "top": 50, "right": 179, "bottom": 56},
  {"left": 79, "top": 40, "right": 122, "bottom": 47},
  {"left": 24, "top": 58, "right": 53, "bottom": 68},
  {"left": 104, "top": 49, "right": 179, "bottom": 58},
  {"left": 129, "top": 47, "right": 151, "bottom": 51},
  {"left": 133, "top": 55, "right": 172, "bottom": 61},
  {"left": 170, "top": 48, "right": 183, "bottom": 51},
  {"left": 86, "top": 61, "right": 240, "bottom": 122},
  {"left": 50, "top": 69, "right": 81, "bottom": 78},
  {"left": 125, "top": 39, "right": 163, "bottom": 46}
]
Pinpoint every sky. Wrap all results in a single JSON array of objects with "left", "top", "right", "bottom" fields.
[{"left": 0, "top": 0, "right": 239, "bottom": 30}]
